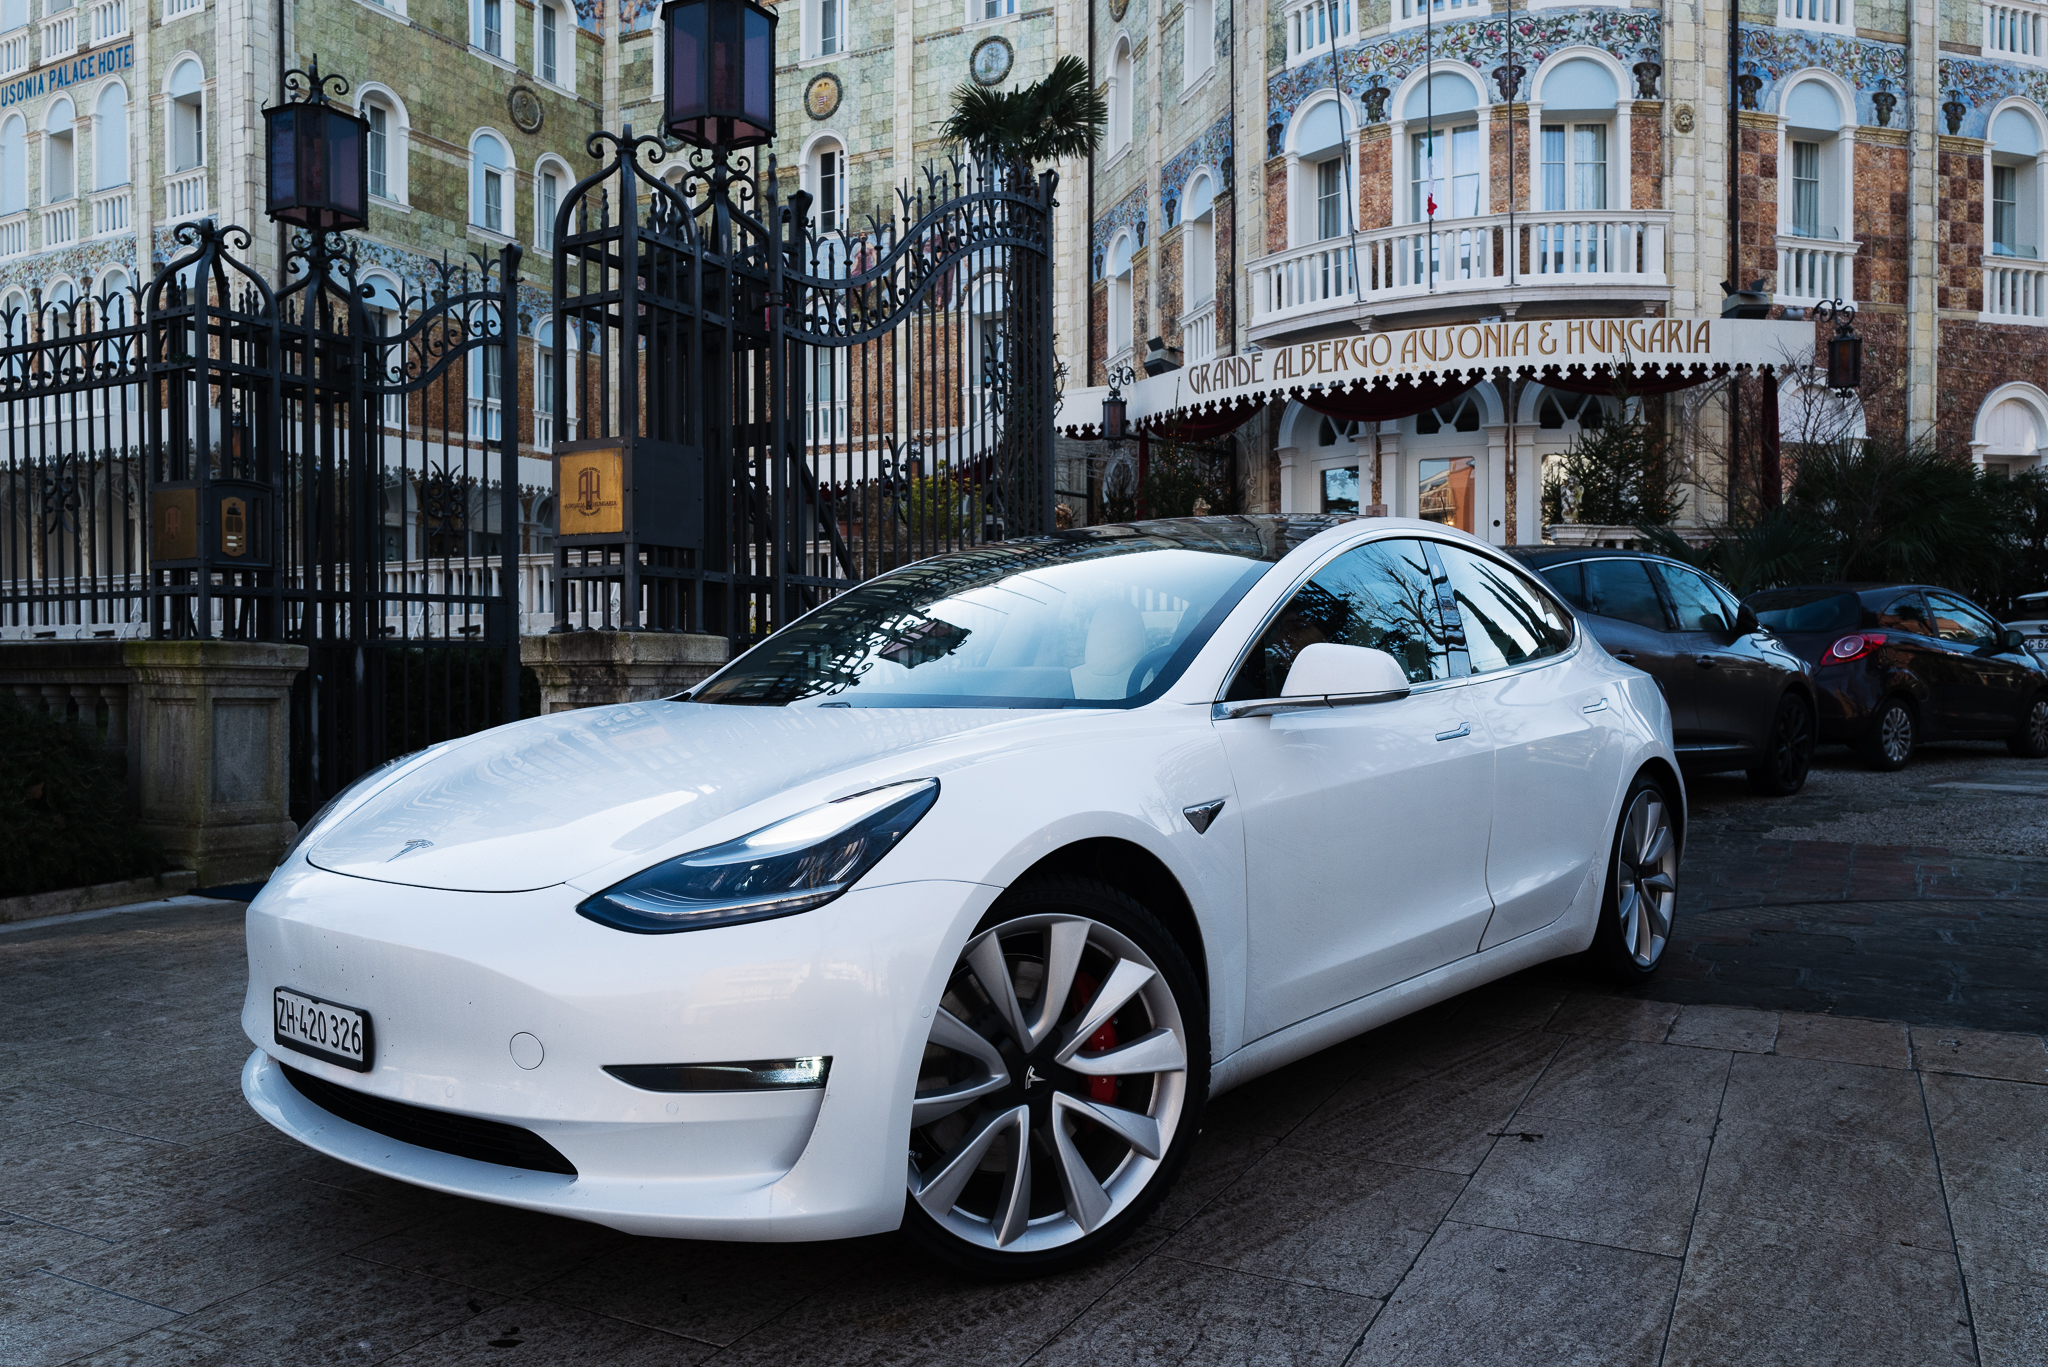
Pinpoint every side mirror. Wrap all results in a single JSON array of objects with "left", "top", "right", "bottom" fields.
[
  {"left": 1282, "top": 643, "right": 1410, "bottom": 698},
  {"left": 1734, "top": 604, "right": 1761, "bottom": 635},
  {"left": 2002, "top": 628, "right": 2028, "bottom": 653}
]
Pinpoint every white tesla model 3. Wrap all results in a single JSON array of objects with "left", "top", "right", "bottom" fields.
[{"left": 241, "top": 515, "right": 1682, "bottom": 1276}]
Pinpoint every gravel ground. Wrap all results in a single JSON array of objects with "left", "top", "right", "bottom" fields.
[{"left": 1682, "top": 740, "right": 2048, "bottom": 857}]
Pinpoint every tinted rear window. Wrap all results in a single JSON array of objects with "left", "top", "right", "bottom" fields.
[{"left": 1747, "top": 589, "right": 1861, "bottom": 633}]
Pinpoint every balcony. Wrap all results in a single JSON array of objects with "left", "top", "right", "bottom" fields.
[
  {"left": 1780, "top": 0, "right": 1852, "bottom": 28},
  {"left": 1986, "top": 1, "right": 2045, "bottom": 59},
  {"left": 1984, "top": 259, "right": 2048, "bottom": 322},
  {"left": 1248, "top": 211, "right": 1670, "bottom": 339},
  {"left": 0, "top": 214, "right": 24, "bottom": 258},
  {"left": 0, "top": 28, "right": 27, "bottom": 74},
  {"left": 88, "top": 0, "right": 126, "bottom": 43},
  {"left": 40, "top": 203, "right": 75, "bottom": 248},
  {"left": 1179, "top": 297, "right": 1218, "bottom": 365},
  {"left": 91, "top": 188, "right": 127, "bottom": 237},
  {"left": 165, "top": 170, "right": 206, "bottom": 222},
  {"left": 1773, "top": 235, "right": 1858, "bottom": 307},
  {"left": 40, "top": 11, "right": 75, "bottom": 59}
]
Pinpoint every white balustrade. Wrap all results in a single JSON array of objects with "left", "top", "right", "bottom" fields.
[
  {"left": 0, "top": 215, "right": 24, "bottom": 258},
  {"left": 165, "top": 170, "right": 206, "bottom": 221},
  {"left": 0, "top": 29, "right": 26, "bottom": 73},
  {"left": 162, "top": 0, "right": 200, "bottom": 16},
  {"left": 40, "top": 12, "right": 74, "bottom": 57},
  {"left": 1251, "top": 211, "right": 1669, "bottom": 328},
  {"left": 1985, "top": 260, "right": 2048, "bottom": 321},
  {"left": 91, "top": 188, "right": 127, "bottom": 236},
  {"left": 1987, "top": 0, "right": 2046, "bottom": 57},
  {"left": 1781, "top": 0, "right": 1849, "bottom": 24},
  {"left": 1774, "top": 235, "right": 1858, "bottom": 305},
  {"left": 1179, "top": 297, "right": 1217, "bottom": 364},
  {"left": 40, "top": 203, "right": 74, "bottom": 248},
  {"left": 88, "top": 0, "right": 125, "bottom": 42}
]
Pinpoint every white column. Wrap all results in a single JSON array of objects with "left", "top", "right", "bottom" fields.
[
  {"left": 1484, "top": 423, "right": 1508, "bottom": 544},
  {"left": 1276, "top": 445, "right": 1298, "bottom": 513},
  {"left": 1616, "top": 102, "right": 1633, "bottom": 212}
]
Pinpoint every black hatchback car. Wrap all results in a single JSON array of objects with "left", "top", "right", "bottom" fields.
[
  {"left": 1507, "top": 548, "right": 1818, "bottom": 794},
  {"left": 1742, "top": 584, "right": 2048, "bottom": 769}
]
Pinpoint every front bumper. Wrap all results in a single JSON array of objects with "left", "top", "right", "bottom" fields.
[{"left": 240, "top": 865, "right": 998, "bottom": 1240}]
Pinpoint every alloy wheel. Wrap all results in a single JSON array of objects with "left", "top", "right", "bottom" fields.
[
  {"left": 2025, "top": 699, "right": 2048, "bottom": 755},
  {"left": 1614, "top": 790, "right": 1677, "bottom": 969},
  {"left": 1879, "top": 704, "right": 1914, "bottom": 766},
  {"left": 908, "top": 913, "right": 1189, "bottom": 1254}
]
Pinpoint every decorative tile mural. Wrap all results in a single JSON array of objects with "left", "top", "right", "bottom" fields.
[
  {"left": 1162, "top": 116, "right": 1233, "bottom": 227},
  {"left": 0, "top": 235, "right": 136, "bottom": 298},
  {"left": 1736, "top": 25, "right": 1910, "bottom": 130},
  {"left": 1938, "top": 56, "right": 2048, "bottom": 140},
  {"left": 1266, "top": 8, "right": 1663, "bottom": 128},
  {"left": 1092, "top": 185, "right": 1149, "bottom": 281}
]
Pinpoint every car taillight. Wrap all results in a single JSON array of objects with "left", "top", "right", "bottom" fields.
[{"left": 1826, "top": 632, "right": 1887, "bottom": 662}]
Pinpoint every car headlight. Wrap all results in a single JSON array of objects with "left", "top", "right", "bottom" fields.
[{"left": 577, "top": 778, "right": 940, "bottom": 934}]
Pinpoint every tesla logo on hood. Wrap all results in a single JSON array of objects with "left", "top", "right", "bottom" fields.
[{"left": 387, "top": 839, "right": 435, "bottom": 862}]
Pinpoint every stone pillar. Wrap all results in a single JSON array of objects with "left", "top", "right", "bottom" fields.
[
  {"left": 521, "top": 631, "right": 730, "bottom": 714},
  {"left": 123, "top": 640, "right": 308, "bottom": 885}
]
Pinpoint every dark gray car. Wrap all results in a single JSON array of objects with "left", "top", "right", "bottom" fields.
[{"left": 1507, "top": 547, "right": 1819, "bottom": 795}]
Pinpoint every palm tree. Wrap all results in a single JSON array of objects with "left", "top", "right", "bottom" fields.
[{"left": 941, "top": 55, "right": 1106, "bottom": 180}]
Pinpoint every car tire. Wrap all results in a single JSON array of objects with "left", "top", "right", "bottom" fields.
[
  {"left": 2009, "top": 695, "right": 2048, "bottom": 758},
  {"left": 901, "top": 877, "right": 1208, "bottom": 1278},
  {"left": 1856, "top": 697, "right": 1916, "bottom": 771},
  {"left": 1746, "top": 692, "right": 1816, "bottom": 796},
  {"left": 1587, "top": 773, "right": 1680, "bottom": 984}
]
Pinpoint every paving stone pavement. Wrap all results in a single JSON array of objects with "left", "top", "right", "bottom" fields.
[{"left": 3, "top": 739, "right": 2045, "bottom": 1365}]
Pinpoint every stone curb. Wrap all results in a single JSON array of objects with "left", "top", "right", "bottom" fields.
[{"left": 0, "top": 870, "right": 199, "bottom": 924}]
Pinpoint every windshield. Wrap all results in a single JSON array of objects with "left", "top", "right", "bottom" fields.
[
  {"left": 1747, "top": 588, "right": 1861, "bottom": 633},
  {"left": 695, "top": 518, "right": 1341, "bottom": 708}
]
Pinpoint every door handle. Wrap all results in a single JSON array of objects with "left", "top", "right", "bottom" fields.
[
  {"left": 1696, "top": 655, "right": 1717, "bottom": 668},
  {"left": 1582, "top": 697, "right": 1609, "bottom": 714},
  {"left": 1613, "top": 651, "right": 1636, "bottom": 663},
  {"left": 1435, "top": 722, "right": 1471, "bottom": 742}
]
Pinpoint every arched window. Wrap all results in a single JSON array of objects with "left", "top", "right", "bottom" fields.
[
  {"left": 362, "top": 272, "right": 405, "bottom": 425},
  {"left": 1292, "top": 98, "right": 1353, "bottom": 242},
  {"left": 472, "top": 0, "right": 505, "bottom": 57},
  {"left": 535, "top": 155, "right": 568, "bottom": 248},
  {"left": 535, "top": 319, "right": 579, "bottom": 447},
  {"left": 45, "top": 98, "right": 74, "bottom": 203},
  {"left": 807, "top": 136, "right": 845, "bottom": 233},
  {"left": 1404, "top": 72, "right": 1482, "bottom": 223},
  {"left": 359, "top": 87, "right": 408, "bottom": 204},
  {"left": 168, "top": 59, "right": 205, "bottom": 170},
  {"left": 1285, "top": 0, "right": 1352, "bottom": 60},
  {"left": 0, "top": 115, "right": 20, "bottom": 217},
  {"left": 1989, "top": 106, "right": 2044, "bottom": 263},
  {"left": 1976, "top": 385, "right": 2048, "bottom": 475},
  {"left": 0, "top": 0, "right": 22, "bottom": 30},
  {"left": 1781, "top": 78, "right": 1845, "bottom": 241},
  {"left": 1185, "top": 0, "right": 1215, "bottom": 84},
  {"left": 1109, "top": 38, "right": 1133, "bottom": 157},
  {"left": 1106, "top": 229, "right": 1135, "bottom": 359},
  {"left": 805, "top": 0, "right": 844, "bottom": 57},
  {"left": 1180, "top": 171, "right": 1217, "bottom": 362},
  {"left": 471, "top": 132, "right": 511, "bottom": 234},
  {"left": 536, "top": 0, "right": 569, "bottom": 87},
  {"left": 1537, "top": 58, "right": 1617, "bottom": 214},
  {"left": 93, "top": 83, "right": 127, "bottom": 190}
]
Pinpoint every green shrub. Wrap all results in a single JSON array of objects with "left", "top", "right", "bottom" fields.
[{"left": 0, "top": 695, "right": 164, "bottom": 898}]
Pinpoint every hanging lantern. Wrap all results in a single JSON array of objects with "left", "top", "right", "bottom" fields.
[
  {"left": 262, "top": 58, "right": 369, "bottom": 232},
  {"left": 1101, "top": 391, "right": 1128, "bottom": 444},
  {"left": 1816, "top": 300, "right": 1862, "bottom": 392},
  {"left": 661, "top": 0, "right": 776, "bottom": 152}
]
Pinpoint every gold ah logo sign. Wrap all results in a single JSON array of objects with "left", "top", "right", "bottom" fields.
[{"left": 558, "top": 449, "right": 623, "bottom": 536}]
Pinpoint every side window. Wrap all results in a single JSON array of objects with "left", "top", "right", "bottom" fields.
[
  {"left": 1925, "top": 592, "right": 1999, "bottom": 647},
  {"left": 1226, "top": 537, "right": 1454, "bottom": 699},
  {"left": 1580, "top": 559, "right": 1670, "bottom": 631},
  {"left": 1652, "top": 564, "right": 1734, "bottom": 632},
  {"left": 1538, "top": 561, "right": 1586, "bottom": 610},
  {"left": 1435, "top": 543, "right": 1573, "bottom": 674},
  {"left": 1878, "top": 593, "right": 1931, "bottom": 635}
]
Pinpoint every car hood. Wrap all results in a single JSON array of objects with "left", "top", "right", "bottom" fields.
[{"left": 304, "top": 702, "right": 1025, "bottom": 892}]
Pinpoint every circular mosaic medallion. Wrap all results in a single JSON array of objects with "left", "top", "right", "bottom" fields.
[
  {"left": 971, "top": 35, "right": 1014, "bottom": 86},
  {"left": 1673, "top": 103, "right": 1696, "bottom": 135},
  {"left": 508, "top": 85, "right": 544, "bottom": 134},
  {"left": 805, "top": 72, "right": 842, "bottom": 121}
]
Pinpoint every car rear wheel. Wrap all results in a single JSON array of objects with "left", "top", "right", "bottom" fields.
[
  {"left": 1588, "top": 774, "right": 1679, "bottom": 983},
  {"left": 1857, "top": 698, "right": 1915, "bottom": 771},
  {"left": 2009, "top": 696, "right": 2048, "bottom": 758},
  {"left": 1746, "top": 693, "right": 1816, "bottom": 796},
  {"left": 902, "top": 878, "right": 1206, "bottom": 1278}
]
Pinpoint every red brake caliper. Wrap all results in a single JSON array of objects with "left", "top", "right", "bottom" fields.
[{"left": 1067, "top": 971, "right": 1119, "bottom": 1103}]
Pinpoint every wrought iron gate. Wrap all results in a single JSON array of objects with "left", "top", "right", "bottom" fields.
[
  {"left": 0, "top": 219, "right": 522, "bottom": 818},
  {"left": 549, "top": 130, "right": 1059, "bottom": 647}
]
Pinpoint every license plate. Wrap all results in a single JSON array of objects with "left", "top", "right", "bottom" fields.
[{"left": 273, "top": 987, "right": 373, "bottom": 1072}]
